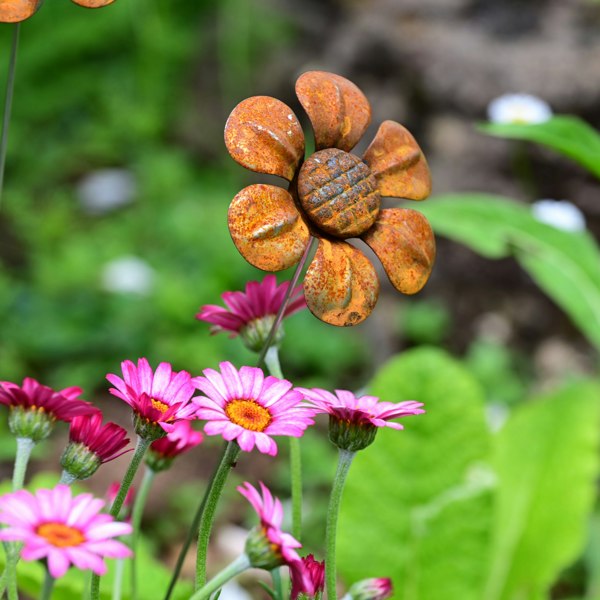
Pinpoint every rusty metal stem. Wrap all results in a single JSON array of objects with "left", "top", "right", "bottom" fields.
[
  {"left": 256, "top": 236, "right": 317, "bottom": 367},
  {"left": 0, "top": 23, "right": 20, "bottom": 211}
]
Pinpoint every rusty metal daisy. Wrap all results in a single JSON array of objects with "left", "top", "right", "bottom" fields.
[
  {"left": 0, "top": 0, "right": 114, "bottom": 23},
  {"left": 225, "top": 71, "right": 435, "bottom": 326}
]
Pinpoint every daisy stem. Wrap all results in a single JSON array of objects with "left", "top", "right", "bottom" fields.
[
  {"left": 325, "top": 449, "right": 355, "bottom": 600},
  {"left": 130, "top": 467, "right": 156, "bottom": 600},
  {"left": 58, "top": 470, "right": 77, "bottom": 486},
  {"left": 112, "top": 558, "right": 125, "bottom": 600},
  {"left": 195, "top": 441, "right": 241, "bottom": 589},
  {"left": 12, "top": 437, "right": 35, "bottom": 491},
  {"left": 90, "top": 435, "right": 151, "bottom": 600},
  {"left": 255, "top": 236, "right": 317, "bottom": 368},
  {"left": 189, "top": 553, "right": 250, "bottom": 600},
  {"left": 0, "top": 22, "right": 20, "bottom": 211},
  {"left": 264, "top": 346, "right": 303, "bottom": 541},
  {"left": 40, "top": 570, "right": 54, "bottom": 600}
]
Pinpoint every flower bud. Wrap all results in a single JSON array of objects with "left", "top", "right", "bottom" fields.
[
  {"left": 244, "top": 525, "right": 284, "bottom": 570},
  {"left": 8, "top": 406, "right": 55, "bottom": 442},
  {"left": 240, "top": 316, "right": 285, "bottom": 353},
  {"left": 133, "top": 413, "right": 168, "bottom": 442},
  {"left": 343, "top": 578, "right": 393, "bottom": 600},
  {"left": 328, "top": 413, "right": 377, "bottom": 452},
  {"left": 60, "top": 442, "right": 102, "bottom": 480}
]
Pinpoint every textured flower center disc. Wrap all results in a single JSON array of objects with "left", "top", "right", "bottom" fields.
[
  {"left": 225, "top": 399, "right": 272, "bottom": 432},
  {"left": 297, "top": 148, "right": 380, "bottom": 239},
  {"left": 37, "top": 522, "right": 85, "bottom": 548},
  {"left": 151, "top": 398, "right": 169, "bottom": 414}
]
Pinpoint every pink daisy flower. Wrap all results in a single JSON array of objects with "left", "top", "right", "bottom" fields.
[
  {"left": 106, "top": 358, "right": 197, "bottom": 437},
  {"left": 0, "top": 378, "right": 94, "bottom": 422},
  {"left": 291, "top": 554, "right": 325, "bottom": 600},
  {"left": 0, "top": 485, "right": 132, "bottom": 579},
  {"left": 238, "top": 482, "right": 313, "bottom": 592},
  {"left": 344, "top": 578, "right": 393, "bottom": 600},
  {"left": 297, "top": 388, "right": 424, "bottom": 451},
  {"left": 197, "top": 275, "right": 305, "bottom": 336},
  {"left": 61, "top": 413, "right": 130, "bottom": 481},
  {"left": 192, "top": 362, "right": 314, "bottom": 456},
  {"left": 297, "top": 388, "right": 424, "bottom": 430}
]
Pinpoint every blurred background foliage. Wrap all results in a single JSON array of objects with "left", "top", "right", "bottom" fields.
[{"left": 1, "top": 0, "right": 600, "bottom": 598}]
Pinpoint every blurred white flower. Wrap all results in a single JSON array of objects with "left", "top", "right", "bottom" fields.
[
  {"left": 487, "top": 93, "right": 552, "bottom": 125},
  {"left": 532, "top": 199, "right": 586, "bottom": 232},
  {"left": 78, "top": 168, "right": 137, "bottom": 215},
  {"left": 101, "top": 256, "right": 155, "bottom": 295}
]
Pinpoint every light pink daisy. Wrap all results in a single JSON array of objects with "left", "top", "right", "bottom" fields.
[
  {"left": 0, "top": 378, "right": 94, "bottom": 422},
  {"left": 297, "top": 388, "right": 424, "bottom": 430},
  {"left": 106, "top": 358, "right": 197, "bottom": 434},
  {"left": 192, "top": 362, "right": 314, "bottom": 456},
  {"left": 196, "top": 275, "right": 305, "bottom": 337},
  {"left": 238, "top": 482, "right": 312, "bottom": 592},
  {"left": 0, "top": 485, "right": 132, "bottom": 579}
]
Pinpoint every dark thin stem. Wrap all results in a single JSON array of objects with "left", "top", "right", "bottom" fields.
[
  {"left": 256, "top": 236, "right": 317, "bottom": 367},
  {"left": 0, "top": 23, "right": 20, "bottom": 210},
  {"left": 39, "top": 570, "right": 54, "bottom": 600}
]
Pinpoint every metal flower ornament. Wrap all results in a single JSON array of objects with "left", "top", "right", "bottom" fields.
[
  {"left": 0, "top": 0, "right": 114, "bottom": 23},
  {"left": 225, "top": 71, "right": 436, "bottom": 326}
]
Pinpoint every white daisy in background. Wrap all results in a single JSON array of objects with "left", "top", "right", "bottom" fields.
[
  {"left": 101, "top": 255, "right": 155, "bottom": 295},
  {"left": 532, "top": 199, "right": 586, "bottom": 233},
  {"left": 487, "top": 93, "right": 553, "bottom": 125}
]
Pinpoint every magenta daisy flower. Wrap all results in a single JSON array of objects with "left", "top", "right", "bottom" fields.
[
  {"left": 61, "top": 413, "right": 131, "bottom": 481},
  {"left": 196, "top": 275, "right": 306, "bottom": 351},
  {"left": 298, "top": 388, "right": 424, "bottom": 451},
  {"left": 0, "top": 485, "right": 132, "bottom": 579},
  {"left": 0, "top": 378, "right": 96, "bottom": 442},
  {"left": 147, "top": 420, "right": 203, "bottom": 472},
  {"left": 291, "top": 554, "right": 325, "bottom": 600},
  {"left": 238, "top": 482, "right": 312, "bottom": 591},
  {"left": 106, "top": 358, "right": 197, "bottom": 439},
  {"left": 192, "top": 362, "right": 314, "bottom": 456},
  {"left": 344, "top": 578, "right": 393, "bottom": 600}
]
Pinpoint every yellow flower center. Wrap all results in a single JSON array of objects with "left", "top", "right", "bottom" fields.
[
  {"left": 225, "top": 399, "right": 272, "bottom": 432},
  {"left": 36, "top": 522, "right": 86, "bottom": 548},
  {"left": 151, "top": 398, "right": 169, "bottom": 414}
]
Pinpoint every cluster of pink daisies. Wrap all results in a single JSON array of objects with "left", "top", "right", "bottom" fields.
[{"left": 0, "top": 275, "right": 422, "bottom": 597}]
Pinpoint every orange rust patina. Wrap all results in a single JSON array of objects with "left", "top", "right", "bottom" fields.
[
  {"left": 0, "top": 0, "right": 114, "bottom": 22},
  {"left": 224, "top": 71, "right": 435, "bottom": 326}
]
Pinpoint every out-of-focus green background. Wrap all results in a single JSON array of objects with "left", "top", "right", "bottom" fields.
[{"left": 2, "top": 1, "right": 600, "bottom": 599}]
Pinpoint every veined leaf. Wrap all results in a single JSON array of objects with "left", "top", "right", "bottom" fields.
[
  {"left": 484, "top": 381, "right": 600, "bottom": 600},
  {"left": 338, "top": 348, "right": 492, "bottom": 600},
  {"left": 418, "top": 194, "right": 600, "bottom": 351},
  {"left": 478, "top": 116, "right": 600, "bottom": 179}
]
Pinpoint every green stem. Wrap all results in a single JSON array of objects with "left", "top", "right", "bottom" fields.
[
  {"left": 12, "top": 437, "right": 35, "bottom": 491},
  {"left": 130, "top": 467, "right": 156, "bottom": 600},
  {"left": 112, "top": 558, "right": 125, "bottom": 600},
  {"left": 195, "top": 441, "right": 241, "bottom": 589},
  {"left": 264, "top": 346, "right": 303, "bottom": 541},
  {"left": 40, "top": 570, "right": 54, "bottom": 600},
  {"left": 58, "top": 470, "right": 77, "bottom": 486},
  {"left": 0, "top": 22, "right": 20, "bottom": 211},
  {"left": 271, "top": 568, "right": 284, "bottom": 600},
  {"left": 90, "top": 436, "right": 151, "bottom": 600},
  {"left": 189, "top": 554, "right": 250, "bottom": 600},
  {"left": 325, "top": 449, "right": 355, "bottom": 600}
]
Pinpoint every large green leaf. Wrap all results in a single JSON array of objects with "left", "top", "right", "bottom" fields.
[
  {"left": 484, "top": 381, "right": 600, "bottom": 600},
  {"left": 338, "top": 348, "right": 492, "bottom": 600},
  {"left": 419, "top": 194, "right": 600, "bottom": 351},
  {"left": 478, "top": 116, "right": 600, "bottom": 179}
]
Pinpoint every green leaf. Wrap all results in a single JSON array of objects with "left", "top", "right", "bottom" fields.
[
  {"left": 484, "top": 380, "right": 600, "bottom": 600},
  {"left": 419, "top": 194, "right": 600, "bottom": 351},
  {"left": 337, "top": 348, "right": 492, "bottom": 599},
  {"left": 478, "top": 116, "right": 600, "bottom": 178}
]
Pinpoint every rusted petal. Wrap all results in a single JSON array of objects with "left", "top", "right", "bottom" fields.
[
  {"left": 228, "top": 184, "right": 310, "bottom": 272},
  {"left": 0, "top": 0, "right": 43, "bottom": 22},
  {"left": 71, "top": 0, "right": 115, "bottom": 6},
  {"left": 295, "top": 71, "right": 371, "bottom": 152},
  {"left": 362, "top": 208, "right": 435, "bottom": 294},
  {"left": 363, "top": 120, "right": 432, "bottom": 200},
  {"left": 224, "top": 96, "right": 305, "bottom": 181},
  {"left": 304, "top": 238, "right": 379, "bottom": 326}
]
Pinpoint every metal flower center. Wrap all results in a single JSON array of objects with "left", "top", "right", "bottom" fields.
[
  {"left": 36, "top": 522, "right": 86, "bottom": 548},
  {"left": 297, "top": 148, "right": 381, "bottom": 239},
  {"left": 225, "top": 399, "right": 272, "bottom": 432},
  {"left": 151, "top": 398, "right": 169, "bottom": 413}
]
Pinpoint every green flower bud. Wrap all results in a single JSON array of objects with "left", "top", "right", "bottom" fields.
[
  {"left": 8, "top": 406, "right": 55, "bottom": 443},
  {"left": 328, "top": 414, "right": 378, "bottom": 452}
]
